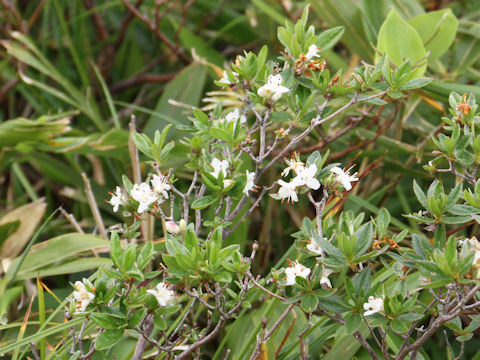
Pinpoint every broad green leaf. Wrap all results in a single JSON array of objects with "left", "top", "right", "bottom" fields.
[
  {"left": 0, "top": 115, "right": 71, "bottom": 148},
  {"left": 0, "top": 318, "right": 83, "bottom": 354},
  {"left": 425, "top": 81, "right": 480, "bottom": 102},
  {"left": 16, "top": 258, "right": 112, "bottom": 280},
  {"left": 345, "top": 313, "right": 362, "bottom": 334},
  {"left": 301, "top": 293, "right": 318, "bottom": 313},
  {"left": 309, "top": 0, "right": 373, "bottom": 60},
  {"left": 6, "top": 233, "right": 109, "bottom": 276},
  {"left": 409, "top": 9, "right": 458, "bottom": 60},
  {"left": 398, "top": 77, "right": 432, "bottom": 90},
  {"left": 144, "top": 63, "right": 207, "bottom": 137},
  {"left": 94, "top": 329, "right": 124, "bottom": 350},
  {"left": 90, "top": 313, "right": 126, "bottom": 330},
  {"left": 191, "top": 195, "right": 217, "bottom": 210},
  {"left": 377, "top": 8, "right": 427, "bottom": 78},
  {"left": 316, "top": 26, "right": 345, "bottom": 51}
]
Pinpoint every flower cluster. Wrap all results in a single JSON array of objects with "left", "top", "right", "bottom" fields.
[
  {"left": 272, "top": 158, "right": 320, "bottom": 203},
  {"left": 73, "top": 280, "right": 95, "bottom": 313},
  {"left": 363, "top": 296, "right": 384, "bottom": 316},
  {"left": 284, "top": 261, "right": 311, "bottom": 286},
  {"left": 330, "top": 166, "right": 358, "bottom": 191},
  {"left": 257, "top": 74, "right": 289, "bottom": 101},
  {"left": 146, "top": 281, "right": 175, "bottom": 307},
  {"left": 108, "top": 173, "right": 171, "bottom": 214}
]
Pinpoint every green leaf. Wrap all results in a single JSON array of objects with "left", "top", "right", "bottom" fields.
[
  {"left": 434, "top": 224, "right": 446, "bottom": 249},
  {"left": 445, "top": 236, "right": 457, "bottom": 269},
  {"left": 153, "top": 314, "right": 167, "bottom": 330},
  {"left": 377, "top": 8, "right": 427, "bottom": 78},
  {"left": 413, "top": 180, "right": 427, "bottom": 208},
  {"left": 345, "top": 313, "right": 362, "bottom": 334},
  {"left": 398, "top": 77, "right": 432, "bottom": 90},
  {"left": 210, "top": 127, "right": 234, "bottom": 144},
  {"left": 6, "top": 233, "right": 109, "bottom": 278},
  {"left": 301, "top": 293, "right": 319, "bottom": 313},
  {"left": 408, "top": 9, "right": 458, "bottom": 60},
  {"left": 390, "top": 319, "right": 409, "bottom": 333},
  {"left": 309, "top": 0, "right": 373, "bottom": 60},
  {"left": 128, "top": 309, "right": 147, "bottom": 328},
  {"left": 144, "top": 63, "right": 207, "bottom": 137},
  {"left": 110, "top": 232, "right": 122, "bottom": 269},
  {"left": 354, "top": 223, "right": 373, "bottom": 257},
  {"left": 94, "top": 329, "right": 124, "bottom": 350},
  {"left": 90, "top": 313, "right": 126, "bottom": 330},
  {"left": 316, "top": 26, "right": 345, "bottom": 51},
  {"left": 191, "top": 195, "right": 217, "bottom": 210}
]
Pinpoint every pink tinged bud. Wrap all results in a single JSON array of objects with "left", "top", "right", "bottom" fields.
[{"left": 165, "top": 221, "right": 180, "bottom": 235}]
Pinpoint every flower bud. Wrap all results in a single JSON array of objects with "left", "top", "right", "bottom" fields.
[
  {"left": 179, "top": 219, "right": 187, "bottom": 233},
  {"left": 165, "top": 221, "right": 180, "bottom": 235}
]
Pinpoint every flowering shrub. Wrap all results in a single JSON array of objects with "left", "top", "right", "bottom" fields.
[{"left": 4, "top": 5, "right": 480, "bottom": 360}]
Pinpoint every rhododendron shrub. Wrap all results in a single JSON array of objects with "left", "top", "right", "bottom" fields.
[{"left": 16, "top": 7, "right": 480, "bottom": 360}]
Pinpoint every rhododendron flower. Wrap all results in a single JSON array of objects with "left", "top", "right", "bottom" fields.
[
  {"left": 277, "top": 179, "right": 300, "bottom": 203},
  {"left": 320, "top": 267, "right": 334, "bottom": 289},
  {"left": 281, "top": 158, "right": 305, "bottom": 177},
  {"left": 306, "top": 239, "right": 324, "bottom": 255},
  {"left": 363, "top": 296, "right": 384, "bottom": 316},
  {"left": 151, "top": 174, "right": 171, "bottom": 199},
  {"left": 73, "top": 281, "right": 95, "bottom": 313},
  {"left": 223, "top": 179, "right": 235, "bottom": 189},
  {"left": 257, "top": 74, "right": 289, "bottom": 101},
  {"left": 305, "top": 44, "right": 320, "bottom": 60},
  {"left": 165, "top": 221, "right": 180, "bottom": 235},
  {"left": 210, "top": 158, "right": 229, "bottom": 178},
  {"left": 243, "top": 170, "right": 257, "bottom": 195},
  {"left": 108, "top": 186, "right": 124, "bottom": 212},
  {"left": 224, "top": 108, "right": 247, "bottom": 126},
  {"left": 131, "top": 182, "right": 157, "bottom": 213},
  {"left": 284, "top": 261, "right": 311, "bottom": 286},
  {"left": 295, "top": 164, "right": 320, "bottom": 190},
  {"left": 330, "top": 166, "right": 359, "bottom": 191},
  {"left": 147, "top": 282, "right": 175, "bottom": 307}
]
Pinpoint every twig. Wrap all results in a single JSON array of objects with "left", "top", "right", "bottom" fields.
[
  {"left": 60, "top": 207, "right": 85, "bottom": 234},
  {"left": 81, "top": 173, "right": 107, "bottom": 240},
  {"left": 30, "top": 343, "right": 40, "bottom": 360}
]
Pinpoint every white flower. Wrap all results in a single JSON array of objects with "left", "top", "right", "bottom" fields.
[
  {"left": 73, "top": 281, "right": 95, "bottom": 313},
  {"left": 305, "top": 44, "right": 320, "bottom": 61},
  {"left": 276, "top": 179, "right": 300, "bottom": 203},
  {"left": 224, "top": 108, "right": 247, "bottom": 125},
  {"left": 363, "top": 296, "right": 384, "bottom": 316},
  {"left": 151, "top": 174, "right": 171, "bottom": 199},
  {"left": 320, "top": 267, "right": 334, "bottom": 289},
  {"left": 131, "top": 182, "right": 157, "bottom": 214},
  {"left": 295, "top": 164, "right": 320, "bottom": 190},
  {"left": 165, "top": 221, "right": 180, "bottom": 235},
  {"left": 219, "top": 70, "right": 238, "bottom": 85},
  {"left": 223, "top": 179, "right": 235, "bottom": 189},
  {"left": 306, "top": 240, "right": 324, "bottom": 255},
  {"left": 243, "top": 170, "right": 257, "bottom": 195},
  {"left": 108, "top": 186, "right": 124, "bottom": 212},
  {"left": 210, "top": 158, "right": 229, "bottom": 178},
  {"left": 474, "top": 250, "right": 480, "bottom": 266},
  {"left": 284, "top": 261, "right": 311, "bottom": 286},
  {"left": 281, "top": 158, "right": 305, "bottom": 177},
  {"left": 147, "top": 282, "right": 175, "bottom": 307},
  {"left": 257, "top": 74, "right": 289, "bottom": 101},
  {"left": 330, "top": 166, "right": 359, "bottom": 191},
  {"left": 462, "top": 236, "right": 480, "bottom": 250}
]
